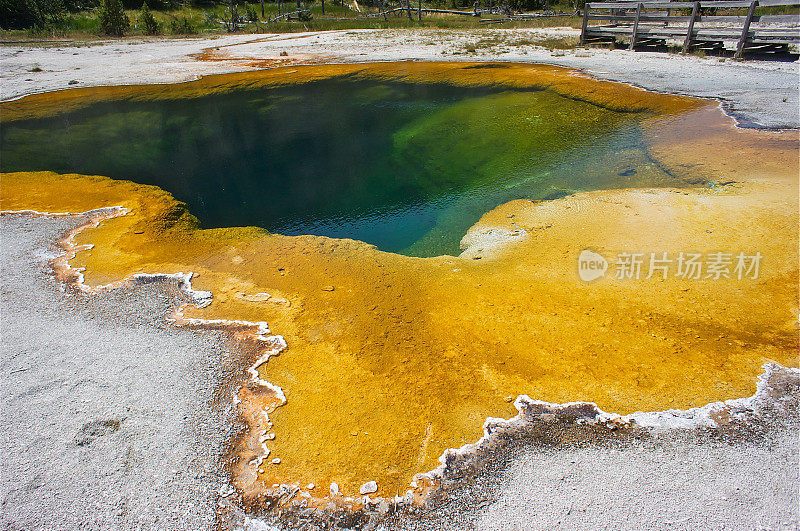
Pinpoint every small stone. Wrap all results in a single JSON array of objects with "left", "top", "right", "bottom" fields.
[
  {"left": 269, "top": 296, "right": 290, "bottom": 306},
  {"left": 330, "top": 482, "right": 339, "bottom": 496},
  {"left": 359, "top": 481, "right": 378, "bottom": 495},
  {"left": 279, "top": 51, "right": 288, "bottom": 56},
  {"left": 271, "top": 458, "right": 281, "bottom": 465},
  {"left": 239, "top": 292, "right": 270, "bottom": 302},
  {"left": 504, "top": 395, "right": 514, "bottom": 403},
  {"left": 306, "top": 483, "right": 315, "bottom": 490},
  {"left": 321, "top": 285, "right": 335, "bottom": 292},
  {"left": 68, "top": 79, "right": 79, "bottom": 85},
  {"left": 378, "top": 500, "right": 391, "bottom": 515}
]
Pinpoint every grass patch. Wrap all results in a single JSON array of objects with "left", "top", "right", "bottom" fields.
[
  {"left": 461, "top": 32, "right": 579, "bottom": 53},
  {"left": 0, "top": 3, "right": 582, "bottom": 41},
  {"left": 527, "top": 35, "right": 577, "bottom": 49}
]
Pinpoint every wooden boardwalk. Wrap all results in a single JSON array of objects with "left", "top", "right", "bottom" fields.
[{"left": 580, "top": 0, "right": 800, "bottom": 57}]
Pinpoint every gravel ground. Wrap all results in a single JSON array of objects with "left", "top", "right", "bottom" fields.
[
  {"left": 0, "top": 213, "right": 234, "bottom": 530},
  {"left": 478, "top": 432, "right": 799, "bottom": 530}
]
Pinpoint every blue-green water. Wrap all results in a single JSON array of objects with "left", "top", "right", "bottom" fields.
[{"left": 1, "top": 79, "right": 685, "bottom": 256}]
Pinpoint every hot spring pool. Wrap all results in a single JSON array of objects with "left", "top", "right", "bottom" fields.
[{"left": 1, "top": 76, "right": 689, "bottom": 256}]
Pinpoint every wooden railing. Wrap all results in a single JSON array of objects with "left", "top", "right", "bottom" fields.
[{"left": 580, "top": 0, "right": 800, "bottom": 57}]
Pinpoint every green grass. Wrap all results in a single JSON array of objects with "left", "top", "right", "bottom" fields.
[
  {"left": 459, "top": 32, "right": 580, "bottom": 54},
  {"left": 4, "top": 12, "right": 102, "bottom": 39},
  {"left": 0, "top": 2, "right": 582, "bottom": 41},
  {"left": 528, "top": 35, "right": 578, "bottom": 49}
]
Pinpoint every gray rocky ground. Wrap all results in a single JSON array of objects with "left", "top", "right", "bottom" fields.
[
  {"left": 478, "top": 432, "right": 799, "bottom": 530},
  {"left": 0, "top": 213, "right": 234, "bottom": 530}
]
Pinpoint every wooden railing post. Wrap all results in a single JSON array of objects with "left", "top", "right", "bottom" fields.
[
  {"left": 580, "top": 3, "right": 590, "bottom": 44},
  {"left": 682, "top": 1, "right": 700, "bottom": 53},
  {"left": 629, "top": 2, "right": 643, "bottom": 50},
  {"left": 735, "top": 0, "right": 758, "bottom": 58}
]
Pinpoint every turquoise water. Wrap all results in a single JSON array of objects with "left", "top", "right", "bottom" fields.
[{"left": 1, "top": 78, "right": 685, "bottom": 256}]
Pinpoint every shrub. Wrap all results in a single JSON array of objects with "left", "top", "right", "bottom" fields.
[
  {"left": 0, "top": 0, "right": 65, "bottom": 30},
  {"left": 222, "top": 2, "right": 240, "bottom": 31},
  {"left": 203, "top": 9, "right": 218, "bottom": 26},
  {"left": 169, "top": 15, "right": 197, "bottom": 33},
  {"left": 98, "top": 0, "right": 129, "bottom": 35},
  {"left": 122, "top": 0, "right": 176, "bottom": 7},
  {"left": 63, "top": 0, "right": 99, "bottom": 12},
  {"left": 137, "top": 0, "right": 159, "bottom": 33},
  {"left": 245, "top": 3, "right": 257, "bottom": 21}
]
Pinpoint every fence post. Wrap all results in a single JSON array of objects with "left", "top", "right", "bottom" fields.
[
  {"left": 629, "top": 2, "right": 643, "bottom": 50},
  {"left": 682, "top": 1, "right": 700, "bottom": 53},
  {"left": 580, "top": 3, "right": 590, "bottom": 44},
  {"left": 735, "top": 0, "right": 758, "bottom": 59}
]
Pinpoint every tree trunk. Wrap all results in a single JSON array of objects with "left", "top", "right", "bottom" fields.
[
  {"left": 418, "top": 0, "right": 421, "bottom": 20},
  {"left": 260, "top": 0, "right": 264, "bottom": 17},
  {"left": 322, "top": 0, "right": 325, "bottom": 13}
]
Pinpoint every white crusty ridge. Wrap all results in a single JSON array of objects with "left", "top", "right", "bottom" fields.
[
  {"left": 411, "top": 362, "right": 798, "bottom": 500},
  {"left": 6, "top": 206, "right": 289, "bottom": 412}
]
